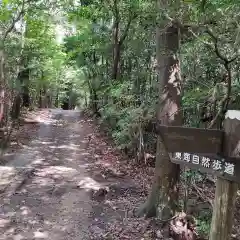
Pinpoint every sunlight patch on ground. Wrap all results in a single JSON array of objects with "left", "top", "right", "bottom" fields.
[
  {"left": 20, "top": 206, "right": 31, "bottom": 216},
  {"left": 21, "top": 146, "right": 42, "bottom": 154},
  {"left": 0, "top": 218, "right": 11, "bottom": 228},
  {"left": 0, "top": 166, "right": 17, "bottom": 189},
  {"left": 49, "top": 145, "right": 80, "bottom": 151},
  {"left": 3, "top": 153, "right": 15, "bottom": 157},
  {"left": 0, "top": 166, "right": 16, "bottom": 173},
  {"left": 79, "top": 163, "right": 91, "bottom": 168},
  {"left": 65, "top": 158, "right": 75, "bottom": 162},
  {"left": 69, "top": 143, "right": 81, "bottom": 147},
  {"left": 34, "top": 115, "right": 59, "bottom": 125},
  {"left": 35, "top": 116, "right": 52, "bottom": 124},
  {"left": 34, "top": 231, "right": 49, "bottom": 238},
  {"left": 95, "top": 160, "right": 111, "bottom": 167},
  {"left": 32, "top": 140, "right": 55, "bottom": 145},
  {"left": 77, "top": 176, "right": 104, "bottom": 191},
  {"left": 13, "top": 234, "right": 25, "bottom": 240},
  {"left": 80, "top": 152, "right": 90, "bottom": 156},
  {"left": 32, "top": 158, "right": 45, "bottom": 165},
  {"left": 36, "top": 166, "right": 78, "bottom": 178}
]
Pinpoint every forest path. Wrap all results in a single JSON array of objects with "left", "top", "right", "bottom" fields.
[{"left": 0, "top": 109, "right": 141, "bottom": 240}]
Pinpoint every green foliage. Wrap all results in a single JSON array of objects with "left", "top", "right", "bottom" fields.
[
  {"left": 2, "top": 0, "right": 238, "bottom": 160},
  {"left": 63, "top": 0, "right": 158, "bottom": 154},
  {"left": 0, "top": 0, "right": 83, "bottom": 115},
  {"left": 196, "top": 209, "right": 212, "bottom": 238}
]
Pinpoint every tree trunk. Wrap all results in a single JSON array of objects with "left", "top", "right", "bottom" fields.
[
  {"left": 111, "top": 0, "right": 120, "bottom": 80},
  {"left": 111, "top": 0, "right": 134, "bottom": 80},
  {"left": 112, "top": 31, "right": 120, "bottom": 80},
  {"left": 38, "top": 89, "right": 42, "bottom": 108},
  {"left": 55, "top": 90, "right": 59, "bottom": 108},
  {"left": 19, "top": 68, "right": 30, "bottom": 107},
  {"left": 0, "top": 52, "right": 5, "bottom": 125},
  {"left": 10, "top": 94, "right": 21, "bottom": 120},
  {"left": 91, "top": 86, "right": 98, "bottom": 114},
  {"left": 136, "top": 22, "right": 182, "bottom": 220}
]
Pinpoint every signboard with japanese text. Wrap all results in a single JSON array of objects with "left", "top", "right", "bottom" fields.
[{"left": 170, "top": 152, "right": 240, "bottom": 183}]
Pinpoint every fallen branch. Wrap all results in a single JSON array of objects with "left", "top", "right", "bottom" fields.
[{"left": 192, "top": 184, "right": 213, "bottom": 208}]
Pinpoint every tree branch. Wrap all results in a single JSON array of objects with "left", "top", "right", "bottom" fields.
[
  {"left": 200, "top": 0, "right": 207, "bottom": 12},
  {"left": 188, "top": 25, "right": 237, "bottom": 129},
  {"left": 119, "top": 14, "right": 136, "bottom": 46},
  {"left": 206, "top": 27, "right": 238, "bottom": 64},
  {"left": 205, "top": 28, "right": 235, "bottom": 128},
  {"left": 113, "top": 0, "right": 120, "bottom": 24},
  {"left": 2, "top": 0, "right": 33, "bottom": 42}
]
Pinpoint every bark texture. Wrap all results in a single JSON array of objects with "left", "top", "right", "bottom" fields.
[{"left": 136, "top": 22, "right": 183, "bottom": 220}]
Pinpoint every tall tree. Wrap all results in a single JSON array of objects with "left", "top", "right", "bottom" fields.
[{"left": 136, "top": 2, "right": 182, "bottom": 219}]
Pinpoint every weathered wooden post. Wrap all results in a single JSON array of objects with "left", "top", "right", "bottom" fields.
[
  {"left": 209, "top": 110, "right": 240, "bottom": 240},
  {"left": 151, "top": 111, "right": 240, "bottom": 239}
]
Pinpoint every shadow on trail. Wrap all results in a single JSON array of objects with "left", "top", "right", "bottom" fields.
[{"left": 0, "top": 109, "right": 142, "bottom": 240}]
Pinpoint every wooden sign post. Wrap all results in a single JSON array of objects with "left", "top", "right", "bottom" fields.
[
  {"left": 209, "top": 110, "right": 240, "bottom": 240},
  {"left": 156, "top": 125, "right": 224, "bottom": 154},
  {"left": 152, "top": 110, "right": 240, "bottom": 240}
]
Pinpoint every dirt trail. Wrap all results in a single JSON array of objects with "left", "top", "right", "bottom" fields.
[{"left": 0, "top": 109, "right": 143, "bottom": 240}]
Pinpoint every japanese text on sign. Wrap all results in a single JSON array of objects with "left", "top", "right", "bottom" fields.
[{"left": 173, "top": 152, "right": 235, "bottom": 176}]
